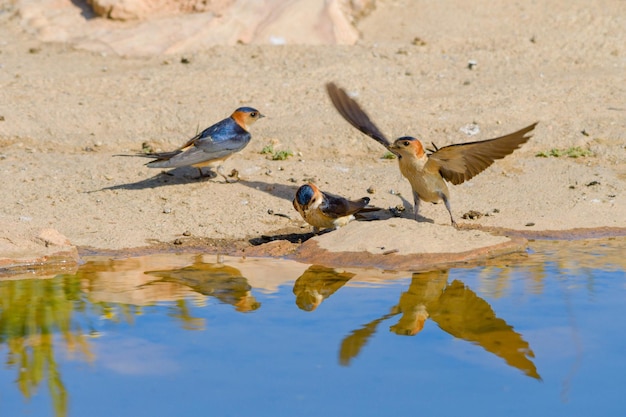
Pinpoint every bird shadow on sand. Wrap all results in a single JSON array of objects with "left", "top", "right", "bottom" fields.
[
  {"left": 88, "top": 167, "right": 225, "bottom": 193},
  {"left": 248, "top": 229, "right": 328, "bottom": 246},
  {"left": 388, "top": 193, "right": 437, "bottom": 224},
  {"left": 237, "top": 179, "right": 300, "bottom": 202}
]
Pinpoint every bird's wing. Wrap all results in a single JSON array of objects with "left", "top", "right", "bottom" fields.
[
  {"left": 326, "top": 82, "right": 393, "bottom": 149},
  {"left": 138, "top": 137, "right": 204, "bottom": 166},
  {"left": 175, "top": 132, "right": 203, "bottom": 151},
  {"left": 194, "top": 130, "right": 250, "bottom": 153},
  {"left": 426, "top": 122, "right": 537, "bottom": 185},
  {"left": 147, "top": 135, "right": 249, "bottom": 168},
  {"left": 158, "top": 117, "right": 239, "bottom": 154},
  {"left": 320, "top": 192, "right": 370, "bottom": 219}
]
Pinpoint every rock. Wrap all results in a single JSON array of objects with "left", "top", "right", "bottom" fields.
[
  {"left": 293, "top": 218, "right": 528, "bottom": 270},
  {"left": 88, "top": 0, "right": 155, "bottom": 21},
  {"left": 87, "top": 0, "right": 226, "bottom": 21},
  {"left": 17, "top": 0, "right": 376, "bottom": 56},
  {"left": 0, "top": 222, "right": 80, "bottom": 278}
]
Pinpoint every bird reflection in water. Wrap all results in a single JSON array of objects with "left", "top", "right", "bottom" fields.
[
  {"left": 145, "top": 255, "right": 261, "bottom": 313},
  {"left": 292, "top": 265, "right": 355, "bottom": 311},
  {"left": 339, "top": 270, "right": 540, "bottom": 379}
]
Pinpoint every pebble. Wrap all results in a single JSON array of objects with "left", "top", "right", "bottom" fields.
[{"left": 462, "top": 210, "right": 483, "bottom": 220}]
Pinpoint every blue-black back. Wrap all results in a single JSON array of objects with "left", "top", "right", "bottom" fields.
[{"left": 200, "top": 117, "right": 249, "bottom": 143}]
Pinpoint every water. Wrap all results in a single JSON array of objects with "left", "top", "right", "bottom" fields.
[{"left": 1, "top": 238, "right": 625, "bottom": 417}]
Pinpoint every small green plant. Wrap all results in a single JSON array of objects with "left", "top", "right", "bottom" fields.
[
  {"left": 272, "top": 150, "right": 293, "bottom": 160},
  {"left": 141, "top": 142, "right": 155, "bottom": 153},
  {"left": 381, "top": 151, "right": 397, "bottom": 159},
  {"left": 535, "top": 146, "right": 593, "bottom": 158},
  {"left": 261, "top": 144, "right": 293, "bottom": 160}
]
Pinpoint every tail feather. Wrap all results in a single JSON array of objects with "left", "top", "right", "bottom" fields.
[{"left": 113, "top": 150, "right": 182, "bottom": 160}]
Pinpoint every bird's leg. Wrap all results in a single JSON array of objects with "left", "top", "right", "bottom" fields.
[
  {"left": 412, "top": 190, "right": 422, "bottom": 221},
  {"left": 195, "top": 167, "right": 216, "bottom": 179},
  {"left": 440, "top": 192, "right": 457, "bottom": 228},
  {"left": 313, "top": 226, "right": 320, "bottom": 234}
]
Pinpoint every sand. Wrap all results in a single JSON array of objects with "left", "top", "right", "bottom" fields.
[{"left": 1, "top": 0, "right": 625, "bottom": 266}]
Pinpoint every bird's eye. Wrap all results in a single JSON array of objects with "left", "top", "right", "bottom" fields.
[
  {"left": 250, "top": 112, "right": 258, "bottom": 118},
  {"left": 403, "top": 141, "right": 410, "bottom": 146}
]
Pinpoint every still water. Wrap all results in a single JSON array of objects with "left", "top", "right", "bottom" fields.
[{"left": 1, "top": 238, "right": 625, "bottom": 417}]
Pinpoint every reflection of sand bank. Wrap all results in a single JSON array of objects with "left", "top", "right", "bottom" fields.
[
  {"left": 80, "top": 254, "right": 206, "bottom": 305},
  {"left": 80, "top": 253, "right": 309, "bottom": 306},
  {"left": 79, "top": 253, "right": 413, "bottom": 306},
  {"left": 215, "top": 255, "right": 310, "bottom": 293},
  {"left": 476, "top": 237, "right": 626, "bottom": 298}
]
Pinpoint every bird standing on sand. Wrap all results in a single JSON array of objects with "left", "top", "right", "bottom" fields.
[
  {"left": 326, "top": 82, "right": 537, "bottom": 227},
  {"left": 134, "top": 107, "right": 264, "bottom": 182},
  {"left": 293, "top": 183, "right": 372, "bottom": 233}
]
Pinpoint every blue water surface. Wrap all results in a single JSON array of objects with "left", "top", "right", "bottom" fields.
[{"left": 0, "top": 238, "right": 625, "bottom": 417}]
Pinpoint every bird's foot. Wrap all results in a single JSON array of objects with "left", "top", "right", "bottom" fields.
[{"left": 193, "top": 168, "right": 218, "bottom": 180}]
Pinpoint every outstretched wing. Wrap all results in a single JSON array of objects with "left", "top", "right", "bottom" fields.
[
  {"left": 326, "top": 82, "right": 393, "bottom": 150},
  {"left": 427, "top": 122, "right": 537, "bottom": 185}
]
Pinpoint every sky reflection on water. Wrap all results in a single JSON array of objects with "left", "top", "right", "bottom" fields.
[{"left": 0, "top": 238, "right": 625, "bottom": 417}]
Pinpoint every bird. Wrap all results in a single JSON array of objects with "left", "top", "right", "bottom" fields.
[
  {"left": 326, "top": 82, "right": 537, "bottom": 227},
  {"left": 131, "top": 107, "right": 264, "bottom": 182},
  {"left": 292, "top": 182, "right": 373, "bottom": 233}
]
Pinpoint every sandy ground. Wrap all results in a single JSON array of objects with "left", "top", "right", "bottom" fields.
[{"left": 1, "top": 0, "right": 625, "bottom": 264}]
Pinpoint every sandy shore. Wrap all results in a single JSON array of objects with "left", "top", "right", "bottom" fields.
[{"left": 1, "top": 0, "right": 625, "bottom": 268}]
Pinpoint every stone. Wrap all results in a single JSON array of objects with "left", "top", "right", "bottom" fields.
[
  {"left": 16, "top": 0, "right": 376, "bottom": 56},
  {"left": 293, "top": 218, "right": 528, "bottom": 270},
  {"left": 0, "top": 222, "right": 80, "bottom": 278}
]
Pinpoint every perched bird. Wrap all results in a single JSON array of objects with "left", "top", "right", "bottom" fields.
[
  {"left": 326, "top": 82, "right": 537, "bottom": 227},
  {"left": 293, "top": 183, "right": 372, "bottom": 233},
  {"left": 133, "top": 107, "right": 264, "bottom": 181}
]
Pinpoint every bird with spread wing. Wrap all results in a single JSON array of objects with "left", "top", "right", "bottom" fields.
[{"left": 326, "top": 82, "right": 537, "bottom": 226}]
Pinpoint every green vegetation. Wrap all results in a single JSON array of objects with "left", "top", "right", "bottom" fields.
[
  {"left": 0, "top": 267, "right": 203, "bottom": 417},
  {"left": 272, "top": 150, "right": 293, "bottom": 160},
  {"left": 0, "top": 276, "right": 90, "bottom": 417},
  {"left": 381, "top": 151, "right": 397, "bottom": 159},
  {"left": 535, "top": 146, "right": 594, "bottom": 158},
  {"left": 141, "top": 142, "right": 155, "bottom": 153},
  {"left": 261, "top": 144, "right": 293, "bottom": 160}
]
